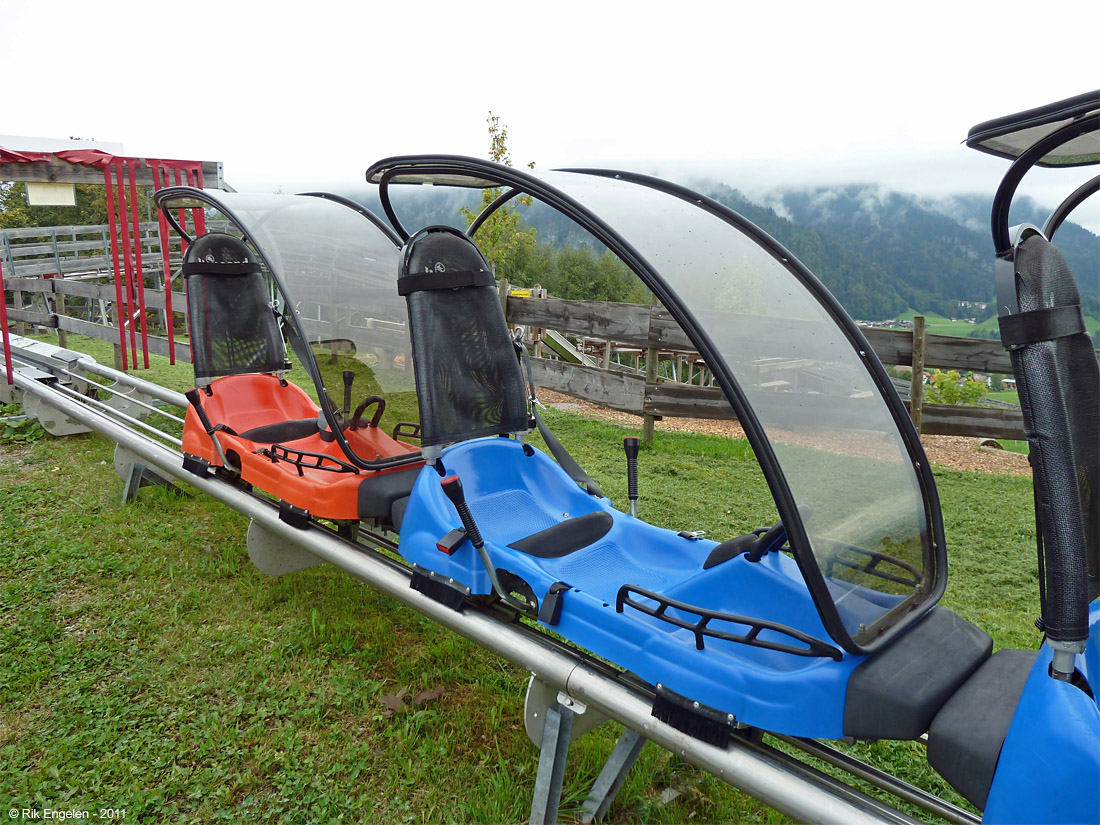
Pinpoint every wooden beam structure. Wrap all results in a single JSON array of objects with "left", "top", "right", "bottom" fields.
[{"left": 1, "top": 157, "right": 224, "bottom": 189}]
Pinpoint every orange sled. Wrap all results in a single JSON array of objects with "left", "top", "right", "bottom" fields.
[{"left": 178, "top": 232, "right": 422, "bottom": 527}]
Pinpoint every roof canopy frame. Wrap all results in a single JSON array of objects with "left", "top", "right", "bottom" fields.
[{"left": 366, "top": 154, "right": 945, "bottom": 656}]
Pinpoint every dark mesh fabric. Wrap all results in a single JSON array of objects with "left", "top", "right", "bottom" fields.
[
  {"left": 184, "top": 234, "right": 286, "bottom": 382},
  {"left": 400, "top": 227, "right": 529, "bottom": 447},
  {"left": 1011, "top": 235, "right": 1099, "bottom": 640}
]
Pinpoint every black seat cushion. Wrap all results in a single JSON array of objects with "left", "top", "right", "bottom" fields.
[
  {"left": 357, "top": 467, "right": 421, "bottom": 522},
  {"left": 927, "top": 649, "right": 1038, "bottom": 810},
  {"left": 843, "top": 607, "right": 992, "bottom": 740},
  {"left": 239, "top": 417, "right": 319, "bottom": 444},
  {"left": 508, "top": 511, "right": 614, "bottom": 558},
  {"left": 391, "top": 496, "right": 410, "bottom": 532}
]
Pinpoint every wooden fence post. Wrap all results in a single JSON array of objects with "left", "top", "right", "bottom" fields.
[
  {"left": 910, "top": 315, "right": 926, "bottom": 435},
  {"left": 498, "top": 277, "right": 510, "bottom": 320},
  {"left": 13, "top": 288, "right": 26, "bottom": 335},
  {"left": 642, "top": 295, "right": 660, "bottom": 443},
  {"left": 57, "top": 291, "right": 68, "bottom": 348}
]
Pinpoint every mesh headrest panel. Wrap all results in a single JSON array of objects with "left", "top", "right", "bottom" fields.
[
  {"left": 1012, "top": 234, "right": 1100, "bottom": 633},
  {"left": 184, "top": 233, "right": 285, "bottom": 381},
  {"left": 400, "top": 227, "right": 529, "bottom": 447}
]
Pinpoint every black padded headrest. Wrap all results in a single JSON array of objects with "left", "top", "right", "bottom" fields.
[
  {"left": 400, "top": 226, "right": 493, "bottom": 289},
  {"left": 182, "top": 233, "right": 262, "bottom": 277}
]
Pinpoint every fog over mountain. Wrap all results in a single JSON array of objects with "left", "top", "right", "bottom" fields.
[{"left": 348, "top": 180, "right": 1099, "bottom": 322}]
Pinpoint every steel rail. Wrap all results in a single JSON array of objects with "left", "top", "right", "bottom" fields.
[
  {"left": 12, "top": 371, "right": 926, "bottom": 825},
  {"left": 43, "top": 378, "right": 183, "bottom": 447},
  {"left": 73, "top": 358, "right": 189, "bottom": 410},
  {"left": 774, "top": 734, "right": 980, "bottom": 825}
]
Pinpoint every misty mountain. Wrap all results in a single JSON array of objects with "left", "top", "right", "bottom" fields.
[
  {"left": 342, "top": 179, "right": 1098, "bottom": 322},
  {"left": 740, "top": 185, "right": 1099, "bottom": 308}
]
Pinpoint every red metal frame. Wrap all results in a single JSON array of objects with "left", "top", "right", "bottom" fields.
[
  {"left": 150, "top": 166, "right": 177, "bottom": 364},
  {"left": 103, "top": 166, "right": 129, "bottom": 370},
  {"left": 3, "top": 152, "right": 209, "bottom": 374},
  {"left": 127, "top": 165, "right": 150, "bottom": 369},
  {"left": 114, "top": 165, "right": 138, "bottom": 369}
]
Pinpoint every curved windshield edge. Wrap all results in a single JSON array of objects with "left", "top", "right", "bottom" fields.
[
  {"left": 360, "top": 156, "right": 943, "bottom": 654},
  {"left": 155, "top": 187, "right": 421, "bottom": 472},
  {"left": 547, "top": 169, "right": 942, "bottom": 651}
]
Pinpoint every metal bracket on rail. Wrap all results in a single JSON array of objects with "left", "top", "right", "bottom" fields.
[
  {"left": 113, "top": 444, "right": 183, "bottom": 503},
  {"left": 524, "top": 676, "right": 645, "bottom": 824},
  {"left": 246, "top": 519, "right": 324, "bottom": 576}
]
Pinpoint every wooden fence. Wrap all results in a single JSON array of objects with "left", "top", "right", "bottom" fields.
[
  {"left": 6, "top": 257, "right": 1097, "bottom": 441},
  {"left": 502, "top": 290, "right": 1097, "bottom": 441}
]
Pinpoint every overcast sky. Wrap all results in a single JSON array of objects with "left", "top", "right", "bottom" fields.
[{"left": 4, "top": 0, "right": 1098, "bottom": 231}]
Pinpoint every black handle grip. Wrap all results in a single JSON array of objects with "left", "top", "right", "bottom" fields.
[
  {"left": 350, "top": 395, "right": 386, "bottom": 430},
  {"left": 185, "top": 389, "right": 217, "bottom": 435},
  {"left": 342, "top": 370, "right": 355, "bottom": 418},
  {"left": 440, "top": 475, "right": 484, "bottom": 548},
  {"left": 624, "top": 437, "right": 639, "bottom": 502}
]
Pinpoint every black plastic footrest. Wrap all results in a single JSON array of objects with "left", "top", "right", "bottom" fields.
[{"left": 260, "top": 444, "right": 358, "bottom": 477}]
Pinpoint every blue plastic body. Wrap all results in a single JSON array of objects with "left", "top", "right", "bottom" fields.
[
  {"left": 983, "top": 600, "right": 1100, "bottom": 824},
  {"left": 398, "top": 438, "right": 879, "bottom": 738}
]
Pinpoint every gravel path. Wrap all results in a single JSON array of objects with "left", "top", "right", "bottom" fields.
[{"left": 537, "top": 389, "right": 1031, "bottom": 477}]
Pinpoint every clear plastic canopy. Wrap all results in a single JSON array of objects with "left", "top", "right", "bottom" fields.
[
  {"left": 204, "top": 193, "right": 410, "bottom": 394},
  {"left": 537, "top": 170, "right": 934, "bottom": 640}
]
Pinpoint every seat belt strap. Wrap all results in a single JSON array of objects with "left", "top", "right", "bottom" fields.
[{"left": 516, "top": 341, "right": 603, "bottom": 498}]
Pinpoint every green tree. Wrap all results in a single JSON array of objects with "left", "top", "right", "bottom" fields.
[
  {"left": 0, "top": 182, "right": 113, "bottom": 229},
  {"left": 459, "top": 112, "right": 537, "bottom": 274},
  {"left": 925, "top": 370, "right": 988, "bottom": 405}
]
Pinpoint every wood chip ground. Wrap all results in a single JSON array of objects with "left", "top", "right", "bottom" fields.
[{"left": 537, "top": 389, "right": 1031, "bottom": 477}]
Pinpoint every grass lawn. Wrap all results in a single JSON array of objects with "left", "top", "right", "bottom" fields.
[{"left": 0, "top": 337, "right": 1044, "bottom": 823}]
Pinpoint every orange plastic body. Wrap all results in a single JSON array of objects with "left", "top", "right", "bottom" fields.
[{"left": 182, "top": 374, "right": 421, "bottom": 520}]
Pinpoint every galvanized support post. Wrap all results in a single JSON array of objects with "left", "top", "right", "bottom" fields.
[
  {"left": 580, "top": 728, "right": 646, "bottom": 823},
  {"left": 120, "top": 460, "right": 182, "bottom": 503},
  {"left": 529, "top": 703, "right": 574, "bottom": 825}
]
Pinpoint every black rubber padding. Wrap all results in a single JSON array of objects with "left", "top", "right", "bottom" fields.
[
  {"left": 507, "top": 511, "right": 614, "bottom": 558},
  {"left": 409, "top": 565, "right": 468, "bottom": 612},
  {"left": 391, "top": 497, "right": 410, "bottom": 532},
  {"left": 703, "top": 533, "right": 759, "bottom": 569},
  {"left": 843, "top": 607, "right": 992, "bottom": 740},
  {"left": 357, "top": 467, "right": 422, "bottom": 521},
  {"left": 239, "top": 417, "right": 319, "bottom": 444},
  {"left": 927, "top": 649, "right": 1038, "bottom": 810},
  {"left": 278, "top": 500, "right": 311, "bottom": 529},
  {"left": 182, "top": 453, "right": 211, "bottom": 477}
]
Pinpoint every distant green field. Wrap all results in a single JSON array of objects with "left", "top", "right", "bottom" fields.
[
  {"left": 895, "top": 309, "right": 997, "bottom": 338},
  {"left": 895, "top": 308, "right": 1099, "bottom": 340}
]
